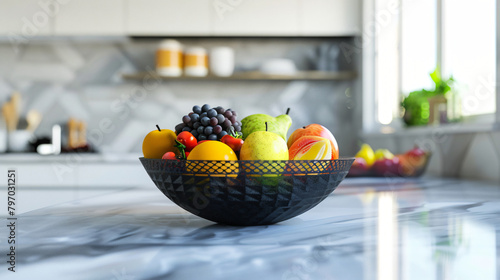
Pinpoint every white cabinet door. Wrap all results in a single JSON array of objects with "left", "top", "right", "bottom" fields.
[
  {"left": 54, "top": 0, "right": 125, "bottom": 35},
  {"left": 300, "top": 0, "right": 361, "bottom": 36},
  {"left": 0, "top": 0, "right": 52, "bottom": 36},
  {"left": 127, "top": 0, "right": 212, "bottom": 35},
  {"left": 213, "top": 0, "right": 300, "bottom": 36}
]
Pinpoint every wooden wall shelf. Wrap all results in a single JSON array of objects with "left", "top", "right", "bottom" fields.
[{"left": 122, "top": 71, "right": 357, "bottom": 81}]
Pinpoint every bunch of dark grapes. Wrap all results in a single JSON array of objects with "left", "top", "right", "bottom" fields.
[{"left": 175, "top": 104, "right": 242, "bottom": 141}]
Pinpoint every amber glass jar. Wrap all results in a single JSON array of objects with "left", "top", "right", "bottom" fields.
[{"left": 156, "top": 40, "right": 183, "bottom": 76}]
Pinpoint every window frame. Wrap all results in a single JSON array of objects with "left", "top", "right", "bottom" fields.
[{"left": 362, "top": 0, "right": 500, "bottom": 134}]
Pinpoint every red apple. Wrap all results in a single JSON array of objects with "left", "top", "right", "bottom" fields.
[
  {"left": 404, "top": 146, "right": 427, "bottom": 167},
  {"left": 372, "top": 157, "right": 401, "bottom": 176},
  {"left": 348, "top": 157, "right": 370, "bottom": 176},
  {"left": 396, "top": 146, "right": 430, "bottom": 176},
  {"left": 287, "top": 124, "right": 339, "bottom": 159}
]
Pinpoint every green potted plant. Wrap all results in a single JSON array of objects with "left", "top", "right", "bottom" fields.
[{"left": 401, "top": 67, "right": 456, "bottom": 126}]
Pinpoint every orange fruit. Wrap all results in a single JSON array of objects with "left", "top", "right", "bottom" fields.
[{"left": 186, "top": 141, "right": 238, "bottom": 175}]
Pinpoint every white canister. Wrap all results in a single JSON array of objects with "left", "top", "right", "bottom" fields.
[
  {"left": 156, "top": 40, "right": 183, "bottom": 77},
  {"left": 209, "top": 47, "right": 235, "bottom": 77},
  {"left": 8, "top": 130, "right": 33, "bottom": 153},
  {"left": 184, "top": 47, "right": 208, "bottom": 77},
  {"left": 0, "top": 129, "right": 6, "bottom": 153},
  {"left": 0, "top": 116, "right": 6, "bottom": 153}
]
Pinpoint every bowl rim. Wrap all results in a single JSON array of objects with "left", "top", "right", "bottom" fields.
[{"left": 138, "top": 157, "right": 356, "bottom": 162}]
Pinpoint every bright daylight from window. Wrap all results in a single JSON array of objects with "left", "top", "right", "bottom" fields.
[
  {"left": 379, "top": 0, "right": 496, "bottom": 126},
  {"left": 442, "top": 0, "right": 496, "bottom": 117}
]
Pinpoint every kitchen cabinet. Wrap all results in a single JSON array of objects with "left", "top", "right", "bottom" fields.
[
  {"left": 54, "top": 0, "right": 125, "bottom": 35},
  {"left": 126, "top": 0, "right": 212, "bottom": 36},
  {"left": 0, "top": 0, "right": 52, "bottom": 36},
  {"left": 300, "top": 0, "right": 361, "bottom": 36},
  {"left": 212, "top": 0, "right": 300, "bottom": 36},
  {"left": 0, "top": 0, "right": 362, "bottom": 37}
]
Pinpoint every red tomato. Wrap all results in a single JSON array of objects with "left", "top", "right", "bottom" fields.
[
  {"left": 176, "top": 131, "right": 198, "bottom": 152},
  {"left": 162, "top": 151, "right": 177, "bottom": 160},
  {"left": 221, "top": 135, "right": 244, "bottom": 152}
]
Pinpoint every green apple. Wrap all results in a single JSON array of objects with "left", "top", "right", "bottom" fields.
[{"left": 240, "top": 108, "right": 292, "bottom": 141}]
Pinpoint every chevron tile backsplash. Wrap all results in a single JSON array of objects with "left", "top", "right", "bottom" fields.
[{"left": 0, "top": 38, "right": 361, "bottom": 155}]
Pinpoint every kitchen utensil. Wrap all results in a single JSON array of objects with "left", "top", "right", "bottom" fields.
[
  {"left": 26, "top": 110, "right": 42, "bottom": 132},
  {"left": 140, "top": 158, "right": 354, "bottom": 226},
  {"left": 2, "top": 102, "right": 18, "bottom": 132},
  {"left": 156, "top": 39, "right": 183, "bottom": 77},
  {"left": 209, "top": 47, "right": 235, "bottom": 77},
  {"left": 10, "top": 91, "right": 21, "bottom": 113},
  {"left": 8, "top": 130, "right": 33, "bottom": 152},
  {"left": 78, "top": 121, "right": 87, "bottom": 147},
  {"left": 184, "top": 47, "right": 208, "bottom": 77},
  {"left": 68, "top": 118, "right": 78, "bottom": 149}
]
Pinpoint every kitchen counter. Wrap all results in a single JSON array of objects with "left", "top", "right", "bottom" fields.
[
  {"left": 0, "top": 153, "right": 150, "bottom": 188},
  {"left": 1, "top": 177, "right": 499, "bottom": 280}
]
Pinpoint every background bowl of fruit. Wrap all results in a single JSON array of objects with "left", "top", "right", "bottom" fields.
[
  {"left": 140, "top": 104, "right": 354, "bottom": 226},
  {"left": 348, "top": 144, "right": 431, "bottom": 177}
]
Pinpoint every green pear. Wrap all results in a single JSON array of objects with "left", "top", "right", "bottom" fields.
[
  {"left": 240, "top": 108, "right": 292, "bottom": 141},
  {"left": 240, "top": 130, "right": 289, "bottom": 161}
]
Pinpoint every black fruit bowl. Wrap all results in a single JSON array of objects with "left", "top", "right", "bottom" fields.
[{"left": 140, "top": 158, "right": 354, "bottom": 226}]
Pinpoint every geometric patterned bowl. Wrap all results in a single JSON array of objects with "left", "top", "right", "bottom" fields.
[{"left": 140, "top": 157, "right": 354, "bottom": 226}]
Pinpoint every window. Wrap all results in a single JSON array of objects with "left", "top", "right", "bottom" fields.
[
  {"left": 442, "top": 0, "right": 496, "bottom": 117},
  {"left": 366, "top": 0, "right": 497, "bottom": 130}
]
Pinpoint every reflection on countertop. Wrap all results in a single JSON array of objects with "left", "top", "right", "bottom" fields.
[{"left": 0, "top": 178, "right": 499, "bottom": 280}]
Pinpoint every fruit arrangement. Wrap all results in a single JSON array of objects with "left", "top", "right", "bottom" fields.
[
  {"left": 349, "top": 143, "right": 431, "bottom": 177},
  {"left": 140, "top": 104, "right": 354, "bottom": 225},
  {"left": 142, "top": 104, "right": 340, "bottom": 170}
]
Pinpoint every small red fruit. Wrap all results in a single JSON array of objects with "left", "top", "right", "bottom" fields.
[
  {"left": 221, "top": 135, "right": 244, "bottom": 152},
  {"left": 162, "top": 151, "right": 177, "bottom": 160},
  {"left": 176, "top": 131, "right": 198, "bottom": 152}
]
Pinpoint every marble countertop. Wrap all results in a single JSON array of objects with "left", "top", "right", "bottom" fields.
[{"left": 1, "top": 177, "right": 499, "bottom": 280}]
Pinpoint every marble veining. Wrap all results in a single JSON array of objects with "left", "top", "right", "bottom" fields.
[{"left": 1, "top": 178, "right": 500, "bottom": 280}]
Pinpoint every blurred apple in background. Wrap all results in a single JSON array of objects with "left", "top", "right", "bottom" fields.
[
  {"left": 396, "top": 146, "right": 430, "bottom": 176},
  {"left": 355, "top": 144, "right": 375, "bottom": 167},
  {"left": 372, "top": 157, "right": 401, "bottom": 176},
  {"left": 349, "top": 157, "right": 370, "bottom": 176}
]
